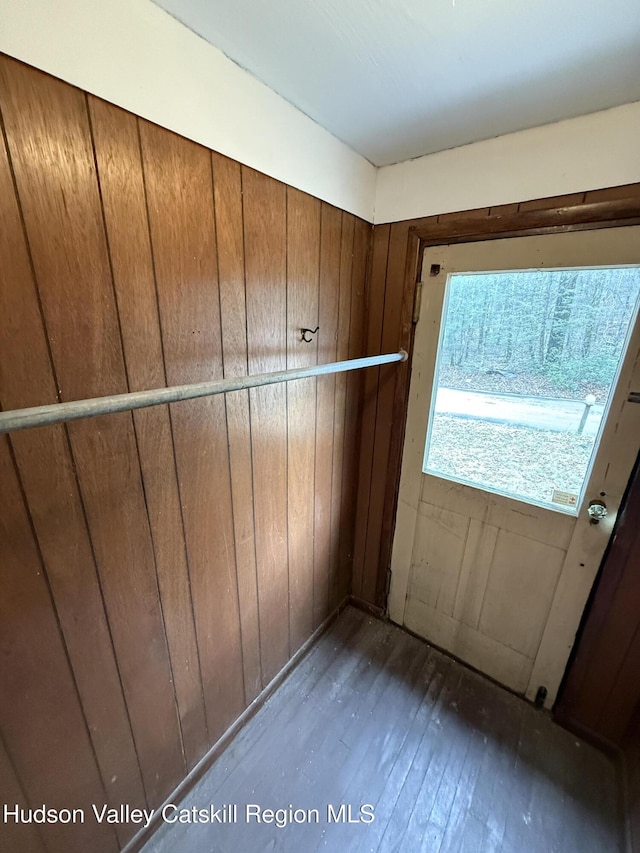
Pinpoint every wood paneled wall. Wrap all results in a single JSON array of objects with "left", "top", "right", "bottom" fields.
[
  {"left": 0, "top": 55, "right": 368, "bottom": 853},
  {"left": 352, "top": 185, "right": 640, "bottom": 610},
  {"left": 351, "top": 222, "right": 419, "bottom": 608},
  {"left": 624, "top": 716, "right": 640, "bottom": 853}
]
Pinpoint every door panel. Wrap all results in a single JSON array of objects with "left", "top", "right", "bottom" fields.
[
  {"left": 479, "top": 530, "right": 566, "bottom": 659},
  {"left": 390, "top": 226, "right": 640, "bottom": 707}
]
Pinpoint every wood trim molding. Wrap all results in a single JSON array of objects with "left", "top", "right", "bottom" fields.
[{"left": 410, "top": 183, "right": 640, "bottom": 245}]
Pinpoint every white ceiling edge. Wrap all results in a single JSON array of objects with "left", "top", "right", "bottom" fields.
[
  {"left": 2, "top": 0, "right": 638, "bottom": 230},
  {"left": 375, "top": 102, "right": 640, "bottom": 225},
  {"left": 0, "top": 0, "right": 377, "bottom": 222},
  {"left": 152, "top": 0, "right": 640, "bottom": 168}
]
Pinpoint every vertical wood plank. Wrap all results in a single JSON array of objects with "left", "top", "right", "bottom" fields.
[
  {"left": 88, "top": 96, "right": 209, "bottom": 771},
  {"left": 329, "top": 213, "right": 355, "bottom": 611},
  {"left": 378, "top": 229, "right": 421, "bottom": 606},
  {"left": 313, "top": 203, "right": 342, "bottom": 627},
  {"left": 362, "top": 222, "right": 411, "bottom": 604},
  {"left": 212, "top": 151, "right": 262, "bottom": 703},
  {"left": 0, "top": 438, "right": 118, "bottom": 853},
  {"left": 286, "top": 188, "right": 321, "bottom": 652},
  {"left": 0, "top": 738, "right": 47, "bottom": 853},
  {"left": 139, "top": 120, "right": 245, "bottom": 743},
  {"left": 351, "top": 224, "right": 389, "bottom": 599},
  {"left": 0, "top": 116, "right": 146, "bottom": 843},
  {"left": 242, "top": 166, "right": 290, "bottom": 685},
  {"left": 599, "top": 624, "right": 640, "bottom": 743},
  {"left": 341, "top": 219, "right": 372, "bottom": 600},
  {"left": 0, "top": 56, "right": 184, "bottom": 806}
]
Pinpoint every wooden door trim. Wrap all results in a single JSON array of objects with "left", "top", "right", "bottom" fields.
[
  {"left": 409, "top": 184, "right": 640, "bottom": 245},
  {"left": 379, "top": 182, "right": 640, "bottom": 615}
]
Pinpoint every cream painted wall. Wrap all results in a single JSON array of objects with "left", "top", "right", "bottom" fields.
[
  {"left": 0, "top": 0, "right": 377, "bottom": 221},
  {"left": 375, "top": 102, "right": 640, "bottom": 224}
]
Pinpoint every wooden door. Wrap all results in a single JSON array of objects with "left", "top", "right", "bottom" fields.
[
  {"left": 389, "top": 226, "right": 640, "bottom": 708},
  {"left": 555, "top": 453, "right": 640, "bottom": 745}
]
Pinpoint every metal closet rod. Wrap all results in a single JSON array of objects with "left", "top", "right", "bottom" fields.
[{"left": 0, "top": 350, "right": 408, "bottom": 435}]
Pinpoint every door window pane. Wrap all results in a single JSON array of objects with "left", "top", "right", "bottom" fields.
[{"left": 423, "top": 267, "right": 640, "bottom": 512}]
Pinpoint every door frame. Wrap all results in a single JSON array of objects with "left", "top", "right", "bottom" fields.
[
  {"left": 374, "top": 185, "right": 640, "bottom": 671},
  {"left": 389, "top": 226, "right": 640, "bottom": 708}
]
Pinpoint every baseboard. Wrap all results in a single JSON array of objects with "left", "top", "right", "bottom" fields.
[
  {"left": 387, "top": 613, "right": 538, "bottom": 707},
  {"left": 122, "top": 596, "right": 349, "bottom": 853},
  {"left": 551, "top": 713, "right": 621, "bottom": 761},
  {"left": 348, "top": 595, "right": 387, "bottom": 621}
]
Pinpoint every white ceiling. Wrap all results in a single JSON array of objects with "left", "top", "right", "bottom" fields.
[{"left": 152, "top": 0, "right": 640, "bottom": 167}]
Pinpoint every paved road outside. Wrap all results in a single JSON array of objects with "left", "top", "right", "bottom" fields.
[{"left": 435, "top": 387, "right": 605, "bottom": 437}]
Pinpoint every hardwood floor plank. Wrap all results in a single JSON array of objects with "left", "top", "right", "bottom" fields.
[
  {"left": 470, "top": 680, "right": 524, "bottom": 850},
  {"left": 352, "top": 654, "right": 452, "bottom": 853},
  {"left": 189, "top": 608, "right": 368, "bottom": 801},
  {"left": 144, "top": 610, "right": 368, "bottom": 853},
  {"left": 418, "top": 673, "right": 492, "bottom": 851},
  {"left": 387, "top": 670, "right": 468, "bottom": 853},
  {"left": 206, "top": 612, "right": 374, "bottom": 807},
  {"left": 221, "top": 622, "right": 391, "bottom": 849},
  {"left": 142, "top": 608, "right": 622, "bottom": 853},
  {"left": 436, "top": 689, "right": 498, "bottom": 852}
]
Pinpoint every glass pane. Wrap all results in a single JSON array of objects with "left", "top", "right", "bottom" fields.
[{"left": 423, "top": 267, "right": 640, "bottom": 512}]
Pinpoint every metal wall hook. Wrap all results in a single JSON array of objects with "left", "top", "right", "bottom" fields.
[{"left": 301, "top": 326, "right": 319, "bottom": 343}]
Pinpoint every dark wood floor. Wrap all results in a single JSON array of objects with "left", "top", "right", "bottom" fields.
[{"left": 142, "top": 607, "right": 622, "bottom": 853}]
